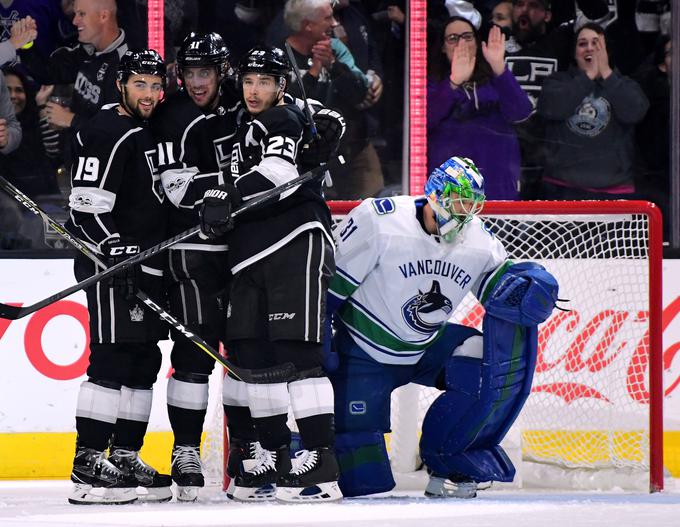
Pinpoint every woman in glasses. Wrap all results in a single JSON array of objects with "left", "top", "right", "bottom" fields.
[{"left": 427, "top": 15, "right": 531, "bottom": 200}]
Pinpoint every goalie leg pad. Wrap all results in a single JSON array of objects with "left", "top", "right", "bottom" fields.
[
  {"left": 329, "top": 326, "right": 402, "bottom": 434},
  {"left": 420, "top": 315, "right": 538, "bottom": 482},
  {"left": 335, "top": 431, "right": 395, "bottom": 497},
  {"left": 483, "top": 262, "right": 559, "bottom": 326}
]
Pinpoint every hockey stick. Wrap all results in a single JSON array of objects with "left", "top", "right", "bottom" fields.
[
  {"left": 0, "top": 176, "right": 295, "bottom": 383},
  {"left": 284, "top": 41, "right": 318, "bottom": 137},
  {"left": 0, "top": 161, "right": 334, "bottom": 320}
]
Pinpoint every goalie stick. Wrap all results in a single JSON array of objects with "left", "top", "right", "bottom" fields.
[
  {"left": 0, "top": 176, "right": 296, "bottom": 383},
  {"left": 0, "top": 160, "right": 339, "bottom": 322}
]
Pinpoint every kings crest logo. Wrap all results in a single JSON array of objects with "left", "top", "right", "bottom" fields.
[
  {"left": 401, "top": 280, "right": 452, "bottom": 334},
  {"left": 129, "top": 304, "right": 144, "bottom": 322}
]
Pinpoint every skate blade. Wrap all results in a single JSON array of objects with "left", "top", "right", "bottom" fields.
[
  {"left": 276, "top": 481, "right": 343, "bottom": 503},
  {"left": 135, "top": 485, "right": 173, "bottom": 503},
  {"left": 175, "top": 485, "right": 200, "bottom": 502},
  {"left": 227, "top": 482, "right": 276, "bottom": 502},
  {"left": 424, "top": 476, "right": 477, "bottom": 499},
  {"left": 68, "top": 484, "right": 137, "bottom": 505},
  {"left": 424, "top": 489, "right": 477, "bottom": 499}
]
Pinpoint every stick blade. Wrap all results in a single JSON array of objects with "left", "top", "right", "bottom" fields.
[{"left": 0, "top": 303, "right": 23, "bottom": 320}]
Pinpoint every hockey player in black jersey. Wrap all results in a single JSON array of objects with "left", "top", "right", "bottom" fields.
[
  {"left": 151, "top": 32, "right": 251, "bottom": 502},
  {"left": 200, "top": 45, "right": 342, "bottom": 503},
  {"left": 153, "top": 33, "right": 346, "bottom": 502},
  {"left": 65, "top": 49, "right": 171, "bottom": 505}
]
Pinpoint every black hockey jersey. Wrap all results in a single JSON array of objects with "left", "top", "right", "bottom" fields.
[
  {"left": 227, "top": 103, "right": 332, "bottom": 274},
  {"left": 48, "top": 30, "right": 128, "bottom": 130},
  {"left": 66, "top": 105, "right": 166, "bottom": 253},
  {"left": 152, "top": 89, "right": 245, "bottom": 248}
]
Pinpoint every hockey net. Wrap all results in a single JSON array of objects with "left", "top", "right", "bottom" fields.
[{"left": 201, "top": 199, "right": 664, "bottom": 493}]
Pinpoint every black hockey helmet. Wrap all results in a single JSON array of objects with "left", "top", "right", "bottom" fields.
[
  {"left": 237, "top": 45, "right": 290, "bottom": 82},
  {"left": 177, "top": 32, "right": 231, "bottom": 80},
  {"left": 117, "top": 49, "right": 167, "bottom": 86}
]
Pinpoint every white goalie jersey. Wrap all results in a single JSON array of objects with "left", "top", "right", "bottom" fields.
[{"left": 328, "top": 196, "right": 509, "bottom": 365}]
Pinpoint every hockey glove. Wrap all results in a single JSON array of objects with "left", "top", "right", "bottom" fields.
[
  {"left": 301, "top": 109, "right": 346, "bottom": 167},
  {"left": 199, "top": 184, "right": 241, "bottom": 239},
  {"left": 101, "top": 237, "right": 141, "bottom": 300}
]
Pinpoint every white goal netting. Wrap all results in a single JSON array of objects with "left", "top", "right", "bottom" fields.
[{"left": 202, "top": 200, "right": 663, "bottom": 492}]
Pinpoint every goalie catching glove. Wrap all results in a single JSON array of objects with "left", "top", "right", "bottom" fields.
[
  {"left": 301, "top": 108, "right": 346, "bottom": 167},
  {"left": 101, "top": 237, "right": 140, "bottom": 299},
  {"left": 199, "top": 184, "right": 242, "bottom": 239}
]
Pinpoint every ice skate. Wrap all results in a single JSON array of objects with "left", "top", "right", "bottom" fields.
[
  {"left": 68, "top": 447, "right": 138, "bottom": 505},
  {"left": 171, "top": 444, "right": 204, "bottom": 502},
  {"left": 226, "top": 439, "right": 277, "bottom": 501},
  {"left": 425, "top": 474, "right": 477, "bottom": 499},
  {"left": 109, "top": 447, "right": 173, "bottom": 503},
  {"left": 276, "top": 447, "right": 342, "bottom": 502},
  {"left": 229, "top": 446, "right": 290, "bottom": 502}
]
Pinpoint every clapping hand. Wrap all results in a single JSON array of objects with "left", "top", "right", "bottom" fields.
[
  {"left": 450, "top": 39, "right": 475, "bottom": 87},
  {"left": 10, "top": 16, "right": 37, "bottom": 50},
  {"left": 482, "top": 25, "right": 506, "bottom": 77},
  {"left": 595, "top": 38, "right": 612, "bottom": 80},
  {"left": 310, "top": 37, "right": 335, "bottom": 76}
]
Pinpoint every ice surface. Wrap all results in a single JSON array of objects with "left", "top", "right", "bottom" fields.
[{"left": 0, "top": 480, "right": 679, "bottom": 527}]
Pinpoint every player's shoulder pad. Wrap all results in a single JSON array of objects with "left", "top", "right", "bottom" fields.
[
  {"left": 80, "top": 106, "right": 141, "bottom": 145},
  {"left": 256, "top": 104, "right": 305, "bottom": 136}
]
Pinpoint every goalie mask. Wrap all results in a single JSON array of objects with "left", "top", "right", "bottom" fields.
[{"left": 424, "top": 157, "right": 485, "bottom": 242}]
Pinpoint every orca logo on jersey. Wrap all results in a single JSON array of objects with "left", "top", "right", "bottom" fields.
[
  {"left": 401, "top": 280, "right": 453, "bottom": 334},
  {"left": 205, "top": 188, "right": 229, "bottom": 201}
]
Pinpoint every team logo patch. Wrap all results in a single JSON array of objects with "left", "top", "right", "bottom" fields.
[
  {"left": 372, "top": 198, "right": 395, "bottom": 215},
  {"left": 349, "top": 401, "right": 366, "bottom": 415},
  {"left": 129, "top": 304, "right": 144, "bottom": 322},
  {"left": 401, "top": 280, "right": 452, "bottom": 334},
  {"left": 567, "top": 94, "right": 611, "bottom": 137}
]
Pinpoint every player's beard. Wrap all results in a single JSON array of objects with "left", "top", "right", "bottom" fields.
[{"left": 121, "top": 90, "right": 157, "bottom": 121}]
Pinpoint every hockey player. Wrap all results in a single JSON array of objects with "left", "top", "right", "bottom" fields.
[
  {"left": 155, "top": 33, "right": 346, "bottom": 502},
  {"left": 65, "top": 49, "right": 171, "bottom": 505},
  {"left": 151, "top": 32, "right": 238, "bottom": 502},
  {"left": 199, "top": 45, "right": 341, "bottom": 502},
  {"left": 326, "top": 156, "right": 559, "bottom": 498}
]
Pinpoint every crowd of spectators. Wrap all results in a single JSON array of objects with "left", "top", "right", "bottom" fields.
[
  {"left": 427, "top": 0, "right": 673, "bottom": 238},
  {"left": 0, "top": 0, "right": 675, "bottom": 250}
]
